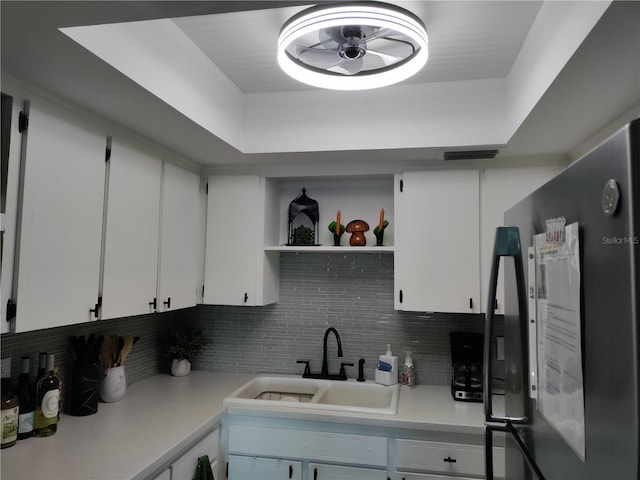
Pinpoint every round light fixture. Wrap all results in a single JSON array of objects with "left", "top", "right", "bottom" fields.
[{"left": 277, "top": 2, "right": 428, "bottom": 90}]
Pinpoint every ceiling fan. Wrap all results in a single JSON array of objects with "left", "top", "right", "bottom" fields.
[
  {"left": 277, "top": 2, "right": 429, "bottom": 90},
  {"left": 295, "top": 24, "right": 415, "bottom": 76}
]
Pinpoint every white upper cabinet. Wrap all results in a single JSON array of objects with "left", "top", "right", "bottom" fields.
[
  {"left": 1, "top": 93, "right": 24, "bottom": 333},
  {"left": 13, "top": 100, "right": 106, "bottom": 332},
  {"left": 204, "top": 175, "right": 279, "bottom": 306},
  {"left": 100, "top": 138, "right": 161, "bottom": 319},
  {"left": 480, "top": 166, "right": 563, "bottom": 313},
  {"left": 395, "top": 170, "right": 481, "bottom": 313},
  {"left": 156, "top": 162, "right": 201, "bottom": 312}
]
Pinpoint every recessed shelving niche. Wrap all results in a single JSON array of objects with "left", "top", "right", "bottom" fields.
[{"left": 264, "top": 176, "right": 395, "bottom": 253}]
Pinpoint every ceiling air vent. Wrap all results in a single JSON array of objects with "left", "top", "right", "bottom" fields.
[{"left": 444, "top": 149, "right": 499, "bottom": 161}]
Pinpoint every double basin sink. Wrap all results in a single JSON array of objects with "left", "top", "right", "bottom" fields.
[{"left": 224, "top": 375, "right": 400, "bottom": 415}]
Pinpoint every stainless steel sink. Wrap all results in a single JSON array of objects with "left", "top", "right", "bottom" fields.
[{"left": 223, "top": 375, "right": 400, "bottom": 415}]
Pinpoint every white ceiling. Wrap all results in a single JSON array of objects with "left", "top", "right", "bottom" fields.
[
  {"left": 1, "top": 1, "right": 639, "bottom": 173},
  {"left": 171, "top": 2, "right": 542, "bottom": 93}
]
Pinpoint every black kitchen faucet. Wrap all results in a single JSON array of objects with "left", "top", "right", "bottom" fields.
[{"left": 297, "top": 327, "right": 353, "bottom": 380}]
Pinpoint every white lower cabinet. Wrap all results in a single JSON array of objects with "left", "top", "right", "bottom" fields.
[
  {"left": 392, "top": 474, "right": 477, "bottom": 480},
  {"left": 228, "top": 455, "right": 302, "bottom": 480},
  {"left": 226, "top": 422, "right": 387, "bottom": 480},
  {"left": 395, "top": 439, "right": 504, "bottom": 479},
  {"left": 309, "top": 463, "right": 387, "bottom": 480},
  {"left": 224, "top": 418, "right": 503, "bottom": 480},
  {"left": 170, "top": 428, "right": 220, "bottom": 480},
  {"left": 151, "top": 469, "right": 171, "bottom": 480}
]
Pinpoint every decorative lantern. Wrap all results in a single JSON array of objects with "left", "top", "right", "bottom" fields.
[{"left": 287, "top": 188, "right": 319, "bottom": 245}]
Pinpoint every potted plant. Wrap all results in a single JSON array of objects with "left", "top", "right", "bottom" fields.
[{"left": 165, "top": 330, "right": 206, "bottom": 376}]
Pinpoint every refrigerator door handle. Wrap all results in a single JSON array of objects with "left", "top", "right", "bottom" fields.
[
  {"left": 486, "top": 422, "right": 547, "bottom": 480},
  {"left": 484, "top": 227, "right": 530, "bottom": 480},
  {"left": 484, "top": 226, "right": 529, "bottom": 424}
]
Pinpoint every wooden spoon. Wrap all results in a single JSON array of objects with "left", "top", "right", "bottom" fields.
[{"left": 119, "top": 336, "right": 134, "bottom": 365}]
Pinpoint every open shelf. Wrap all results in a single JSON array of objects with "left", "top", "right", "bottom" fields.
[{"left": 264, "top": 245, "right": 394, "bottom": 253}]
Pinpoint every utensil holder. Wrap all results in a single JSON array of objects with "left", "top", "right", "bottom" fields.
[
  {"left": 69, "top": 361, "right": 102, "bottom": 415},
  {"left": 100, "top": 365, "right": 127, "bottom": 402}
]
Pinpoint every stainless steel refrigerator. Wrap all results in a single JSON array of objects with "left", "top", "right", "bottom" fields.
[{"left": 484, "top": 118, "right": 639, "bottom": 480}]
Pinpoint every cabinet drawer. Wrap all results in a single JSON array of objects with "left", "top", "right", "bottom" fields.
[
  {"left": 228, "top": 425, "right": 386, "bottom": 466},
  {"left": 228, "top": 455, "right": 302, "bottom": 480},
  {"left": 396, "top": 439, "right": 504, "bottom": 478},
  {"left": 393, "top": 474, "right": 478, "bottom": 480},
  {"left": 310, "top": 462, "right": 387, "bottom": 480},
  {"left": 170, "top": 428, "right": 219, "bottom": 479}
]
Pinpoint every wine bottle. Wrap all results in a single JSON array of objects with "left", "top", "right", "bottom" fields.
[
  {"left": 33, "top": 354, "right": 60, "bottom": 437},
  {"left": 35, "top": 352, "right": 47, "bottom": 386},
  {"left": 1, "top": 357, "right": 19, "bottom": 449},
  {"left": 17, "top": 356, "right": 35, "bottom": 439}
]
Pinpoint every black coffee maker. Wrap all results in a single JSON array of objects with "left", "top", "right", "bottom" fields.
[{"left": 450, "top": 332, "right": 484, "bottom": 402}]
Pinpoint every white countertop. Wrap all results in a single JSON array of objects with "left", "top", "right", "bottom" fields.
[
  {"left": 0, "top": 372, "right": 253, "bottom": 480},
  {"left": 0, "top": 372, "right": 498, "bottom": 480}
]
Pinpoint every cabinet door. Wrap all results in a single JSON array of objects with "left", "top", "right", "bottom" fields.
[
  {"left": 227, "top": 455, "right": 302, "bottom": 480},
  {"left": 14, "top": 100, "right": 106, "bottom": 332},
  {"left": 170, "top": 428, "right": 219, "bottom": 480},
  {"left": 396, "top": 439, "right": 504, "bottom": 478},
  {"left": 395, "top": 170, "right": 480, "bottom": 313},
  {"left": 309, "top": 463, "right": 387, "bottom": 480},
  {"left": 101, "top": 138, "right": 161, "bottom": 319},
  {"left": 151, "top": 469, "right": 171, "bottom": 480},
  {"left": 157, "top": 162, "right": 200, "bottom": 312},
  {"left": 204, "top": 175, "right": 278, "bottom": 306},
  {"left": 1, "top": 93, "right": 23, "bottom": 332},
  {"left": 480, "top": 166, "right": 562, "bottom": 313},
  {"left": 204, "top": 175, "right": 258, "bottom": 305}
]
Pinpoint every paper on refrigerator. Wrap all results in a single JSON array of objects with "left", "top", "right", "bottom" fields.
[{"left": 534, "top": 221, "right": 585, "bottom": 461}]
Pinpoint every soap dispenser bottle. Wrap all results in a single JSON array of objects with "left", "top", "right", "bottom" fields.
[
  {"left": 402, "top": 351, "right": 416, "bottom": 388},
  {"left": 375, "top": 344, "right": 398, "bottom": 386}
]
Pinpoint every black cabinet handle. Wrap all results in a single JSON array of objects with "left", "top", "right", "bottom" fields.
[
  {"left": 314, "top": 467, "right": 318, "bottom": 480},
  {"left": 399, "top": 289, "right": 403, "bottom": 303},
  {"left": 289, "top": 464, "right": 293, "bottom": 479},
  {"left": 244, "top": 292, "right": 248, "bottom": 303},
  {"left": 469, "top": 297, "right": 473, "bottom": 309},
  {"left": 163, "top": 297, "right": 171, "bottom": 309},
  {"left": 444, "top": 456, "right": 457, "bottom": 463},
  {"left": 89, "top": 296, "right": 102, "bottom": 319}
]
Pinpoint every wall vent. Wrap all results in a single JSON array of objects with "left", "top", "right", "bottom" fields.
[{"left": 444, "top": 149, "right": 499, "bottom": 160}]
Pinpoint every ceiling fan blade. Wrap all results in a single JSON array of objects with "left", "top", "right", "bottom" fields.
[
  {"left": 327, "top": 57, "right": 364, "bottom": 75},
  {"left": 366, "top": 49, "right": 402, "bottom": 66},
  {"left": 362, "top": 28, "right": 394, "bottom": 43},
  {"left": 296, "top": 46, "right": 342, "bottom": 68},
  {"left": 319, "top": 26, "right": 344, "bottom": 49}
]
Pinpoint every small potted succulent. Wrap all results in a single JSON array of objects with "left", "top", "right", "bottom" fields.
[{"left": 165, "top": 330, "right": 207, "bottom": 376}]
